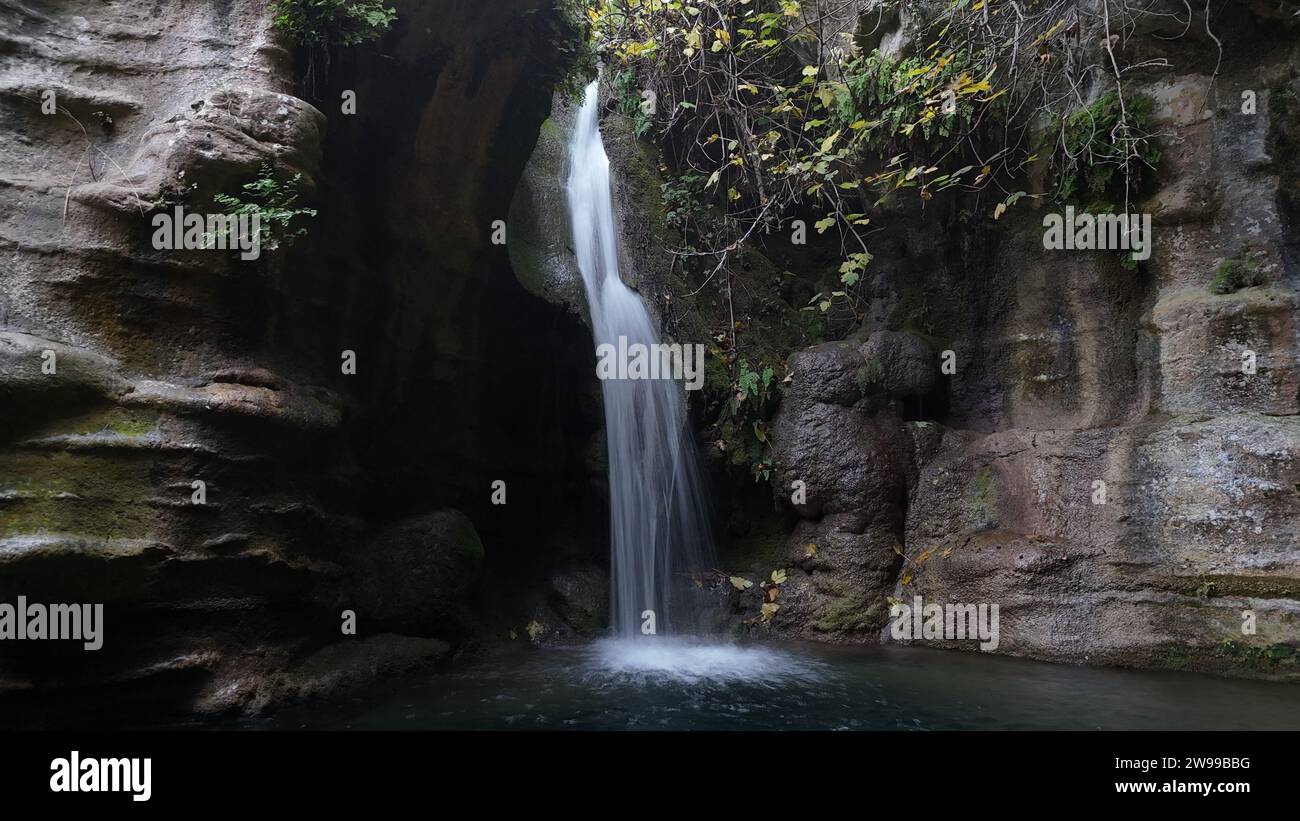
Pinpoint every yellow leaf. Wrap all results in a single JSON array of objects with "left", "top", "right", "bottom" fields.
[
  {"left": 771, "top": 568, "right": 787, "bottom": 585},
  {"left": 714, "top": 28, "right": 730, "bottom": 45},
  {"left": 815, "top": 82, "right": 843, "bottom": 110},
  {"left": 729, "top": 576, "right": 754, "bottom": 590},
  {"left": 804, "top": 543, "right": 818, "bottom": 558},
  {"left": 760, "top": 602, "right": 781, "bottom": 622}
]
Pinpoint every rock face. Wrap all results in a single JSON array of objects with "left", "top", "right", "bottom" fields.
[
  {"left": 508, "top": 89, "right": 681, "bottom": 327},
  {"left": 0, "top": 0, "right": 600, "bottom": 722},
  {"left": 507, "top": 97, "right": 587, "bottom": 316},
  {"left": 619, "top": 4, "right": 1300, "bottom": 681},
  {"left": 765, "top": 342, "right": 912, "bottom": 639},
  {"left": 758, "top": 7, "right": 1300, "bottom": 680}
]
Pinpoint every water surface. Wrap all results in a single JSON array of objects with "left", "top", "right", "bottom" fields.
[{"left": 268, "top": 640, "right": 1300, "bottom": 731}]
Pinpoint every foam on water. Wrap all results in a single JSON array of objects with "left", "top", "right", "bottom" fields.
[{"left": 583, "top": 638, "right": 827, "bottom": 687}]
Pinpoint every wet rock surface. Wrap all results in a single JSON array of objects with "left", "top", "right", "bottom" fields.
[
  {"left": 708, "top": 5, "right": 1300, "bottom": 681},
  {"left": 0, "top": 0, "right": 599, "bottom": 720}
]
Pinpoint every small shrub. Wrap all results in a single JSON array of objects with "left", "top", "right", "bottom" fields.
[
  {"left": 612, "top": 69, "right": 652, "bottom": 138},
  {"left": 269, "top": 0, "right": 396, "bottom": 47},
  {"left": 209, "top": 163, "right": 317, "bottom": 253},
  {"left": 1050, "top": 91, "right": 1161, "bottom": 208},
  {"left": 854, "top": 360, "right": 884, "bottom": 397},
  {"left": 1218, "top": 639, "right": 1297, "bottom": 667}
]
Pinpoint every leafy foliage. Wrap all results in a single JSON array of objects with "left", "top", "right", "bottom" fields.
[
  {"left": 585, "top": 0, "right": 1185, "bottom": 482},
  {"left": 612, "top": 68, "right": 654, "bottom": 136},
  {"left": 210, "top": 163, "right": 317, "bottom": 252},
  {"left": 1049, "top": 91, "right": 1159, "bottom": 208},
  {"left": 592, "top": 0, "right": 1173, "bottom": 286},
  {"left": 269, "top": 0, "right": 397, "bottom": 47},
  {"left": 1217, "top": 640, "right": 1297, "bottom": 668}
]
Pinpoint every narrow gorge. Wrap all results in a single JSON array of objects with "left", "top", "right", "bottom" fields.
[{"left": 0, "top": 0, "right": 1297, "bottom": 732}]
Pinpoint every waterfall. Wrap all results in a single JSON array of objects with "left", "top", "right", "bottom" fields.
[{"left": 566, "top": 80, "right": 714, "bottom": 639}]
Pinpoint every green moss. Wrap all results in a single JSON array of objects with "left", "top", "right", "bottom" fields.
[
  {"left": 1165, "top": 574, "right": 1300, "bottom": 599},
  {"left": 1209, "top": 254, "right": 1266, "bottom": 294},
  {"left": 1136, "top": 641, "right": 1299, "bottom": 679},
  {"left": 962, "top": 468, "right": 998, "bottom": 531},
  {"left": 107, "top": 418, "right": 156, "bottom": 437},
  {"left": 1152, "top": 642, "right": 1196, "bottom": 671},
  {"left": 0, "top": 450, "right": 160, "bottom": 539},
  {"left": 814, "top": 581, "right": 879, "bottom": 633},
  {"left": 1217, "top": 640, "right": 1298, "bottom": 670}
]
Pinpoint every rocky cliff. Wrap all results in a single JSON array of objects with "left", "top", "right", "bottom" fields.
[
  {"left": 0, "top": 0, "right": 601, "bottom": 724},
  {"left": 2, "top": 0, "right": 1297, "bottom": 730},
  {"left": 515, "top": 2, "right": 1300, "bottom": 681}
]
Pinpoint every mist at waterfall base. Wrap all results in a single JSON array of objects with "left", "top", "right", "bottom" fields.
[{"left": 566, "top": 79, "right": 733, "bottom": 673}]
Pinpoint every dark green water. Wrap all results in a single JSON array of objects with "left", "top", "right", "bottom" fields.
[{"left": 268, "top": 639, "right": 1300, "bottom": 731}]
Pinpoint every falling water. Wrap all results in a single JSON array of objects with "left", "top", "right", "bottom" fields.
[{"left": 566, "top": 80, "right": 715, "bottom": 639}]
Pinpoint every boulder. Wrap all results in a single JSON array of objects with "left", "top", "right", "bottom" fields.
[
  {"left": 546, "top": 561, "right": 610, "bottom": 635},
  {"left": 351, "top": 510, "right": 485, "bottom": 630},
  {"left": 857, "top": 330, "right": 936, "bottom": 399}
]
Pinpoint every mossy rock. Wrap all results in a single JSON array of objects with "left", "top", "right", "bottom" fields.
[{"left": 1209, "top": 253, "right": 1267, "bottom": 294}]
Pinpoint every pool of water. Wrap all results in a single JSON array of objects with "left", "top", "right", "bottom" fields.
[{"left": 266, "top": 639, "right": 1300, "bottom": 731}]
